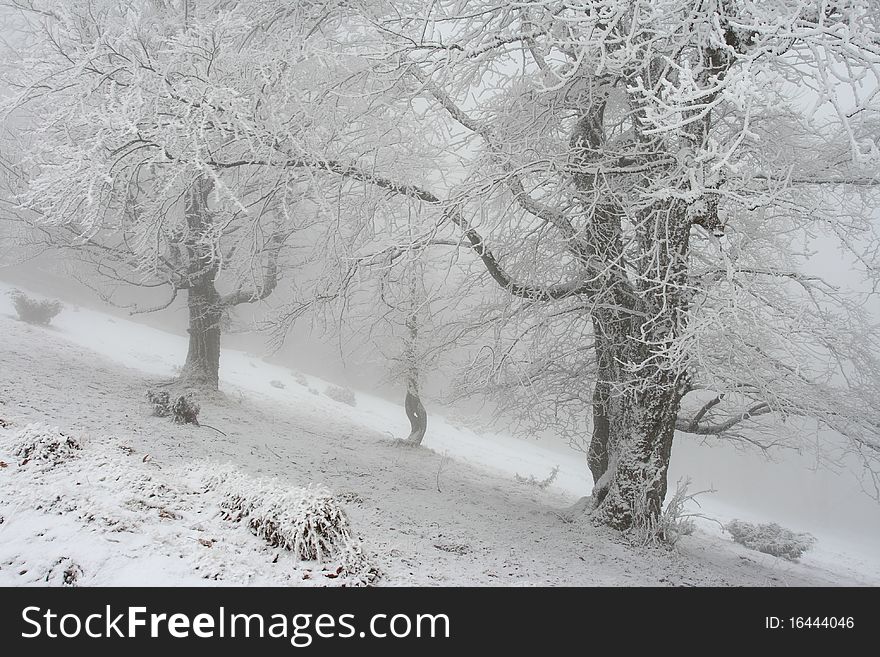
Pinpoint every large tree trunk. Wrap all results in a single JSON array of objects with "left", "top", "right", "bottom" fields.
[
  {"left": 581, "top": 206, "right": 691, "bottom": 528},
  {"left": 588, "top": 368, "right": 684, "bottom": 529},
  {"left": 575, "top": 193, "right": 690, "bottom": 529},
  {"left": 178, "top": 175, "right": 223, "bottom": 390},
  {"left": 181, "top": 280, "right": 222, "bottom": 390}
]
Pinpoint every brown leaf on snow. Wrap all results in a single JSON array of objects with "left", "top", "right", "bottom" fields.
[
  {"left": 0, "top": 418, "right": 10, "bottom": 428},
  {"left": 142, "top": 454, "right": 151, "bottom": 463},
  {"left": 324, "top": 566, "right": 344, "bottom": 579},
  {"left": 198, "top": 538, "right": 214, "bottom": 548},
  {"left": 0, "top": 461, "right": 8, "bottom": 468}
]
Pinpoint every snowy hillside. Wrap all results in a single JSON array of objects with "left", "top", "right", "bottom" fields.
[{"left": 1, "top": 282, "right": 878, "bottom": 586}]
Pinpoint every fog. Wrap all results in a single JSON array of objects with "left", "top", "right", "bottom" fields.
[
  {"left": 1, "top": 1, "right": 879, "bottom": 590},
  {"left": 4, "top": 251, "right": 879, "bottom": 558}
]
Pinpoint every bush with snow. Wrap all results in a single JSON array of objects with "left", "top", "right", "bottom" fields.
[
  {"left": 207, "top": 469, "right": 379, "bottom": 585},
  {"left": 170, "top": 395, "right": 200, "bottom": 425},
  {"left": 323, "top": 385, "right": 356, "bottom": 407},
  {"left": 725, "top": 520, "right": 816, "bottom": 561},
  {"left": 46, "top": 557, "right": 83, "bottom": 586},
  {"left": 630, "top": 478, "right": 702, "bottom": 547},
  {"left": 11, "top": 423, "right": 81, "bottom": 466},
  {"left": 146, "top": 389, "right": 200, "bottom": 425},
  {"left": 9, "top": 290, "right": 63, "bottom": 326},
  {"left": 514, "top": 465, "right": 559, "bottom": 490},
  {"left": 147, "top": 390, "right": 171, "bottom": 417}
]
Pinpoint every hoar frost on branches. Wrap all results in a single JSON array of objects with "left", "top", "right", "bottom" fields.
[
  {"left": 3, "top": 0, "right": 880, "bottom": 532},
  {"left": 0, "top": 0, "right": 380, "bottom": 389},
  {"left": 259, "top": 0, "right": 880, "bottom": 529}
]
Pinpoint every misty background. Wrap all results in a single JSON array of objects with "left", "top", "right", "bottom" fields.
[{"left": 3, "top": 250, "right": 878, "bottom": 557}]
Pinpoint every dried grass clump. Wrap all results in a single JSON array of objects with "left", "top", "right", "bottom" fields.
[
  {"left": 206, "top": 469, "right": 379, "bottom": 585},
  {"left": 725, "top": 519, "right": 816, "bottom": 561},
  {"left": 12, "top": 423, "right": 81, "bottom": 466}
]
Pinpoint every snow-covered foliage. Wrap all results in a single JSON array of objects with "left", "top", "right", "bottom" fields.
[
  {"left": 9, "top": 291, "right": 62, "bottom": 326},
  {"left": 631, "top": 479, "right": 703, "bottom": 547},
  {"left": 146, "top": 390, "right": 172, "bottom": 417},
  {"left": 0, "top": 0, "right": 398, "bottom": 389},
  {"left": 323, "top": 385, "right": 356, "bottom": 408},
  {"left": 725, "top": 520, "right": 817, "bottom": 561},
  {"left": 146, "top": 390, "right": 200, "bottom": 425},
  {"left": 11, "top": 422, "right": 81, "bottom": 466},
  {"left": 207, "top": 469, "right": 379, "bottom": 585},
  {"left": 514, "top": 466, "right": 559, "bottom": 490},
  {"left": 0, "top": 413, "right": 379, "bottom": 586},
  {"left": 170, "top": 395, "right": 200, "bottom": 425},
  {"left": 45, "top": 557, "right": 84, "bottom": 587}
]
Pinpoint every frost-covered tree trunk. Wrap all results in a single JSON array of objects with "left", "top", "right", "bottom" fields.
[
  {"left": 178, "top": 177, "right": 223, "bottom": 390},
  {"left": 0, "top": 1, "right": 313, "bottom": 394},
  {"left": 404, "top": 384, "right": 427, "bottom": 446},
  {"left": 181, "top": 279, "right": 222, "bottom": 390},
  {"left": 403, "top": 274, "right": 427, "bottom": 446},
  {"left": 588, "top": 345, "right": 686, "bottom": 528},
  {"left": 594, "top": 198, "right": 693, "bottom": 526}
]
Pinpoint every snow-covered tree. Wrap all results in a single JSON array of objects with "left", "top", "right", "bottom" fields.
[
  {"left": 268, "top": 0, "right": 880, "bottom": 528},
  {"left": 0, "top": 0, "right": 372, "bottom": 389},
  {"left": 9, "top": 0, "right": 879, "bottom": 533}
]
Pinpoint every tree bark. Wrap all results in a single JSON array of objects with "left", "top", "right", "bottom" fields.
[
  {"left": 178, "top": 176, "right": 223, "bottom": 390},
  {"left": 587, "top": 317, "right": 612, "bottom": 486},
  {"left": 181, "top": 280, "right": 222, "bottom": 389},
  {"left": 572, "top": 92, "right": 692, "bottom": 528},
  {"left": 588, "top": 371, "right": 684, "bottom": 529},
  {"left": 404, "top": 384, "right": 428, "bottom": 446},
  {"left": 582, "top": 202, "right": 692, "bottom": 529}
]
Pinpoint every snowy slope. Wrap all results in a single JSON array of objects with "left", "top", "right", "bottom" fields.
[{"left": 1, "top": 281, "right": 878, "bottom": 586}]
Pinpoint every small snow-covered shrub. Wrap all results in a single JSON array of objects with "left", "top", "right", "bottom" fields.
[
  {"left": 725, "top": 520, "right": 816, "bottom": 561},
  {"left": 147, "top": 390, "right": 171, "bottom": 417},
  {"left": 216, "top": 479, "right": 351, "bottom": 560},
  {"left": 514, "top": 465, "right": 559, "bottom": 490},
  {"left": 9, "top": 290, "right": 63, "bottom": 325},
  {"left": 146, "top": 390, "right": 200, "bottom": 424},
  {"left": 12, "top": 422, "right": 81, "bottom": 466},
  {"left": 293, "top": 372, "right": 308, "bottom": 387},
  {"left": 171, "top": 395, "right": 200, "bottom": 425},
  {"left": 252, "top": 487, "right": 351, "bottom": 560},
  {"left": 324, "top": 385, "right": 356, "bottom": 407},
  {"left": 631, "top": 478, "right": 703, "bottom": 547},
  {"left": 46, "top": 558, "right": 83, "bottom": 586},
  {"left": 207, "top": 470, "right": 379, "bottom": 585}
]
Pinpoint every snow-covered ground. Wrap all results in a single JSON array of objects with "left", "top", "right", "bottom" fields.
[{"left": 1, "top": 281, "right": 878, "bottom": 586}]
